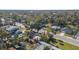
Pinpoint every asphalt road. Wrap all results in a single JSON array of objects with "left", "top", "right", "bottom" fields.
[
  {"left": 35, "top": 44, "right": 45, "bottom": 50},
  {"left": 54, "top": 34, "right": 79, "bottom": 47},
  {"left": 35, "top": 41, "right": 60, "bottom": 50}
]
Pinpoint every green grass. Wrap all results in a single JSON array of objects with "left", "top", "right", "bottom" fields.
[
  {"left": 65, "top": 34, "right": 72, "bottom": 37},
  {"left": 53, "top": 39, "right": 79, "bottom": 50},
  {"left": 68, "top": 25, "right": 78, "bottom": 30},
  {"left": 46, "top": 27, "right": 52, "bottom": 32}
]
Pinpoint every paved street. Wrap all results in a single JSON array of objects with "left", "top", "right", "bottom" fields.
[
  {"left": 54, "top": 34, "right": 79, "bottom": 47},
  {"left": 35, "top": 44, "right": 45, "bottom": 50},
  {"left": 35, "top": 41, "right": 60, "bottom": 50}
]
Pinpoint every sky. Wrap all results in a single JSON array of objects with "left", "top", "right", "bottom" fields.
[{"left": 0, "top": 0, "right": 79, "bottom": 10}]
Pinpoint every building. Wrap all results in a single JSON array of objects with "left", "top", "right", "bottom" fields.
[
  {"left": 15, "top": 22, "right": 26, "bottom": 33},
  {"left": 38, "top": 28, "right": 48, "bottom": 35},
  {"left": 6, "top": 25, "right": 22, "bottom": 37},
  {"left": 51, "top": 26, "right": 60, "bottom": 30},
  {"left": 33, "top": 36, "right": 41, "bottom": 41},
  {"left": 8, "top": 47, "right": 16, "bottom": 50},
  {"left": 61, "top": 27, "right": 73, "bottom": 34},
  {"left": 75, "top": 32, "right": 79, "bottom": 39},
  {"left": 6, "top": 26, "right": 19, "bottom": 35},
  {"left": 0, "top": 18, "right": 5, "bottom": 25}
]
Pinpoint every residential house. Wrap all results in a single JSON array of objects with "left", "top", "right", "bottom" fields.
[
  {"left": 38, "top": 28, "right": 48, "bottom": 35},
  {"left": 6, "top": 25, "right": 22, "bottom": 37},
  {"left": 33, "top": 36, "right": 41, "bottom": 42},
  {"left": 15, "top": 22, "right": 26, "bottom": 33},
  {"left": 6, "top": 26, "right": 19, "bottom": 34},
  {"left": 75, "top": 32, "right": 79, "bottom": 39},
  {"left": 61, "top": 27, "right": 73, "bottom": 35},
  {"left": 0, "top": 18, "right": 5, "bottom": 25},
  {"left": 8, "top": 47, "right": 16, "bottom": 50},
  {"left": 51, "top": 26, "right": 60, "bottom": 30}
]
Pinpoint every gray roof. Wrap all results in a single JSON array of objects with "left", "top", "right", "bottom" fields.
[
  {"left": 6, "top": 26, "right": 18, "bottom": 31},
  {"left": 51, "top": 26, "right": 60, "bottom": 29}
]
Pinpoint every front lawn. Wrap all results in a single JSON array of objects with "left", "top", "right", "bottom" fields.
[{"left": 52, "top": 39, "right": 79, "bottom": 50}]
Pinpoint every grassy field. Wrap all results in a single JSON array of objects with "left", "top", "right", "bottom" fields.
[{"left": 53, "top": 39, "right": 79, "bottom": 50}]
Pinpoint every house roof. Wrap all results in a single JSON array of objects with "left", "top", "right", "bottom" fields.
[
  {"left": 75, "top": 32, "right": 79, "bottom": 37},
  {"left": 15, "top": 30, "right": 22, "bottom": 35},
  {"left": 61, "top": 27, "right": 72, "bottom": 33},
  {"left": 1, "top": 18, "right": 5, "bottom": 22},
  {"left": 6, "top": 26, "right": 18, "bottom": 31},
  {"left": 51, "top": 26, "right": 60, "bottom": 29},
  {"left": 8, "top": 47, "right": 16, "bottom": 50},
  {"left": 33, "top": 36, "right": 41, "bottom": 40}
]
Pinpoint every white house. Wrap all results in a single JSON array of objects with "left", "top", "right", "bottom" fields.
[
  {"left": 51, "top": 26, "right": 60, "bottom": 30},
  {"left": 38, "top": 29, "right": 45, "bottom": 34},
  {"left": 38, "top": 28, "right": 47, "bottom": 35},
  {"left": 1, "top": 18, "right": 5, "bottom": 25},
  {"left": 33, "top": 36, "right": 41, "bottom": 41},
  {"left": 15, "top": 22, "right": 26, "bottom": 33}
]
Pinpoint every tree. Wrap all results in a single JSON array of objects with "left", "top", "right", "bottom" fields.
[
  {"left": 0, "top": 28, "right": 10, "bottom": 38},
  {"left": 44, "top": 46, "right": 50, "bottom": 50}
]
